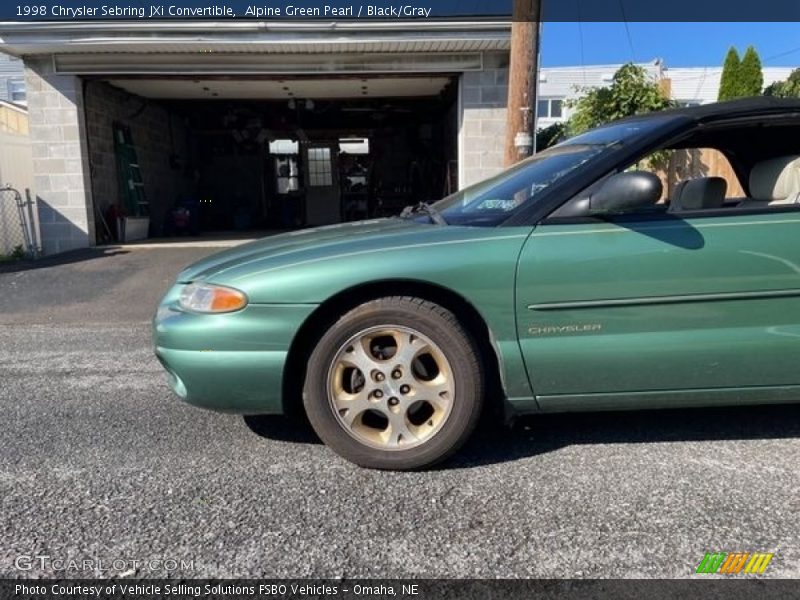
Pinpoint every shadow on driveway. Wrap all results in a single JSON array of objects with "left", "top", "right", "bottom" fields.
[
  {"left": 0, "top": 247, "right": 130, "bottom": 274},
  {"left": 243, "top": 403, "right": 800, "bottom": 469}
]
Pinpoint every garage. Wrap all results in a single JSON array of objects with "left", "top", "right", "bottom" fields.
[
  {"left": 0, "top": 20, "right": 511, "bottom": 253},
  {"left": 85, "top": 75, "right": 459, "bottom": 241}
]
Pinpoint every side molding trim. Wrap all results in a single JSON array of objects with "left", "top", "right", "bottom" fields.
[{"left": 528, "top": 288, "right": 800, "bottom": 311}]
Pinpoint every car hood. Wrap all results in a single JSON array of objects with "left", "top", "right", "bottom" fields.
[{"left": 177, "top": 218, "right": 427, "bottom": 282}]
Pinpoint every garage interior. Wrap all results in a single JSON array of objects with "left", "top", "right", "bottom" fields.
[{"left": 85, "top": 76, "right": 459, "bottom": 242}]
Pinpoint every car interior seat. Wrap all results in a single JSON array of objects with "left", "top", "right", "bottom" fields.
[
  {"left": 739, "top": 155, "right": 800, "bottom": 208},
  {"left": 668, "top": 177, "right": 727, "bottom": 212}
]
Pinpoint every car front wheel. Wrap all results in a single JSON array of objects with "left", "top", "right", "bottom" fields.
[{"left": 303, "top": 296, "right": 484, "bottom": 470}]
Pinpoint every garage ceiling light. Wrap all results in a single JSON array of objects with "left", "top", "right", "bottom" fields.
[{"left": 106, "top": 77, "right": 452, "bottom": 100}]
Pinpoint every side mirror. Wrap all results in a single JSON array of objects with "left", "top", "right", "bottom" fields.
[{"left": 589, "top": 171, "right": 663, "bottom": 215}]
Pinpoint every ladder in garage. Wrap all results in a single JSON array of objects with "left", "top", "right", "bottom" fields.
[{"left": 113, "top": 121, "right": 149, "bottom": 217}]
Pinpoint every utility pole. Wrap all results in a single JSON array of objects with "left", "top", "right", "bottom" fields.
[{"left": 504, "top": 0, "right": 542, "bottom": 167}]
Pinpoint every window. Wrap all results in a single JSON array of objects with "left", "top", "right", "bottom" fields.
[
  {"left": 7, "top": 79, "right": 25, "bottom": 104},
  {"left": 537, "top": 98, "right": 564, "bottom": 119},
  {"left": 269, "top": 139, "right": 300, "bottom": 195},
  {"left": 269, "top": 139, "right": 298, "bottom": 155},
  {"left": 307, "top": 147, "right": 333, "bottom": 187},
  {"left": 631, "top": 148, "right": 743, "bottom": 203},
  {"left": 339, "top": 137, "right": 369, "bottom": 155},
  {"left": 432, "top": 119, "right": 675, "bottom": 226}
]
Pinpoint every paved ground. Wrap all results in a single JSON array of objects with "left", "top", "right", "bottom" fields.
[{"left": 1, "top": 245, "right": 800, "bottom": 579}]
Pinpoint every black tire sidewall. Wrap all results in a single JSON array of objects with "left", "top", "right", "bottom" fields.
[{"left": 303, "top": 298, "right": 483, "bottom": 470}]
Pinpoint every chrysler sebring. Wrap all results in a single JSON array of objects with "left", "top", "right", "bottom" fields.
[{"left": 154, "top": 98, "right": 800, "bottom": 469}]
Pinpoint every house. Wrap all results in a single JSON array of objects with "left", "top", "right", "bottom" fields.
[
  {"left": 0, "top": 52, "right": 25, "bottom": 105},
  {"left": 0, "top": 20, "right": 513, "bottom": 254},
  {"left": 536, "top": 60, "right": 796, "bottom": 128}
]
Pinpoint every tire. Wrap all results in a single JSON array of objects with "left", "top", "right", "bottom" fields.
[{"left": 303, "top": 296, "right": 484, "bottom": 470}]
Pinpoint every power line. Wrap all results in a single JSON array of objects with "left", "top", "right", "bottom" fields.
[
  {"left": 618, "top": 0, "right": 636, "bottom": 62},
  {"left": 576, "top": 0, "right": 587, "bottom": 86},
  {"left": 762, "top": 45, "right": 800, "bottom": 64}
]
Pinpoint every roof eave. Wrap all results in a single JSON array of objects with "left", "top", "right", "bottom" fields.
[{"left": 0, "top": 19, "right": 513, "bottom": 57}]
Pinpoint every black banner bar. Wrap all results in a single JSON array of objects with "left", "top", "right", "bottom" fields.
[
  {"left": 4, "top": 0, "right": 800, "bottom": 22},
  {"left": 5, "top": 580, "right": 800, "bottom": 600}
]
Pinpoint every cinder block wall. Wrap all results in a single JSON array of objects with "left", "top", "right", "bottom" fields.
[
  {"left": 85, "top": 82, "right": 195, "bottom": 240},
  {"left": 459, "top": 52, "right": 509, "bottom": 188},
  {"left": 24, "top": 57, "right": 94, "bottom": 255}
]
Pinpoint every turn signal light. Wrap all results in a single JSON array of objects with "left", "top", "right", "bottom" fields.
[{"left": 179, "top": 283, "right": 248, "bottom": 314}]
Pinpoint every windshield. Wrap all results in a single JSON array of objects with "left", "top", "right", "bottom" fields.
[{"left": 428, "top": 118, "right": 671, "bottom": 226}]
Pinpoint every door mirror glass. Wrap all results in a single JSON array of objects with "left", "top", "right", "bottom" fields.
[{"left": 589, "top": 171, "right": 663, "bottom": 215}]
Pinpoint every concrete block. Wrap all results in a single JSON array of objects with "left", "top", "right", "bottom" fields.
[
  {"left": 63, "top": 159, "right": 83, "bottom": 174},
  {"left": 24, "top": 73, "right": 42, "bottom": 93},
  {"left": 66, "top": 144, "right": 82, "bottom": 159},
  {"left": 481, "top": 152, "right": 504, "bottom": 169},
  {"left": 481, "top": 87, "right": 505, "bottom": 106},
  {"left": 30, "top": 126, "right": 63, "bottom": 142},
  {"left": 39, "top": 222, "right": 73, "bottom": 240},
  {"left": 30, "top": 144, "right": 49, "bottom": 159},
  {"left": 40, "top": 190, "right": 69, "bottom": 208},
  {"left": 35, "top": 158, "right": 66, "bottom": 173},
  {"left": 480, "top": 119, "right": 506, "bottom": 137},
  {"left": 38, "top": 92, "right": 62, "bottom": 109},
  {"left": 480, "top": 69, "right": 498, "bottom": 86},
  {"left": 60, "top": 124, "right": 80, "bottom": 141},
  {"left": 68, "top": 190, "right": 87, "bottom": 207},
  {"left": 462, "top": 151, "right": 482, "bottom": 169},
  {"left": 37, "top": 201, "right": 57, "bottom": 224},
  {"left": 462, "top": 72, "right": 482, "bottom": 88},
  {"left": 48, "top": 174, "right": 70, "bottom": 191},
  {"left": 55, "top": 207, "right": 90, "bottom": 230},
  {"left": 66, "top": 174, "right": 85, "bottom": 190},
  {"left": 33, "top": 175, "right": 51, "bottom": 193},
  {"left": 462, "top": 119, "right": 481, "bottom": 137},
  {"left": 41, "top": 237, "right": 59, "bottom": 256},
  {"left": 43, "top": 108, "right": 75, "bottom": 125}
]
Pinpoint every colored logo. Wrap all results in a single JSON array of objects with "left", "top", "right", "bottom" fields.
[{"left": 696, "top": 552, "right": 774, "bottom": 574}]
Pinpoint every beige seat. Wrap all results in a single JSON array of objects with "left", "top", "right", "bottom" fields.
[
  {"left": 740, "top": 155, "right": 800, "bottom": 207},
  {"left": 669, "top": 177, "right": 727, "bottom": 212}
]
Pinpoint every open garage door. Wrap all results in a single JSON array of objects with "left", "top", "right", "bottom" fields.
[{"left": 85, "top": 76, "right": 459, "bottom": 240}]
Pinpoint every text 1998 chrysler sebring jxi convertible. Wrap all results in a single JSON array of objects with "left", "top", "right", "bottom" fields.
[{"left": 155, "top": 98, "right": 800, "bottom": 469}]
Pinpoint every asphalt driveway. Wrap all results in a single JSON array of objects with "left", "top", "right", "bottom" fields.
[{"left": 1, "top": 245, "right": 799, "bottom": 578}]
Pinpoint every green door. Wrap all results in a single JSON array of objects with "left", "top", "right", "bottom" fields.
[{"left": 516, "top": 211, "right": 800, "bottom": 410}]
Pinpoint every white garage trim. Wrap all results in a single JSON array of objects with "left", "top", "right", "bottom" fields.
[
  {"left": 54, "top": 52, "right": 484, "bottom": 75},
  {"left": 0, "top": 20, "right": 511, "bottom": 57}
]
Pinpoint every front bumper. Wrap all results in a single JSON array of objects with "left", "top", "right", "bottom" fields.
[{"left": 153, "top": 285, "right": 317, "bottom": 414}]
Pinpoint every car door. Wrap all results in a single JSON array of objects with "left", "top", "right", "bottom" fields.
[{"left": 516, "top": 203, "right": 800, "bottom": 410}]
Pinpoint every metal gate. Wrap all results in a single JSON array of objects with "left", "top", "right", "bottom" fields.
[{"left": 0, "top": 186, "right": 37, "bottom": 258}]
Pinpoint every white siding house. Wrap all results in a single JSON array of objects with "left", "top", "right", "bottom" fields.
[
  {"left": 537, "top": 61, "right": 797, "bottom": 128},
  {"left": 0, "top": 53, "right": 25, "bottom": 105}
]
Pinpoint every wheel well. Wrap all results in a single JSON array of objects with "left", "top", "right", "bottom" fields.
[{"left": 281, "top": 280, "right": 507, "bottom": 420}]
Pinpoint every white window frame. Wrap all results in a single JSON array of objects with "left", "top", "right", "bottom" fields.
[
  {"left": 7, "top": 79, "right": 25, "bottom": 104},
  {"left": 537, "top": 97, "right": 565, "bottom": 119}
]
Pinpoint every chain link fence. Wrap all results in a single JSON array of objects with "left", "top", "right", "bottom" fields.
[{"left": 0, "top": 186, "right": 37, "bottom": 259}]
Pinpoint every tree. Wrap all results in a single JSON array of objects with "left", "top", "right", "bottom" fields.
[
  {"left": 764, "top": 68, "right": 800, "bottom": 97},
  {"left": 718, "top": 47, "right": 741, "bottom": 101},
  {"left": 738, "top": 46, "right": 764, "bottom": 97},
  {"left": 566, "top": 63, "right": 674, "bottom": 136},
  {"left": 536, "top": 122, "right": 566, "bottom": 150}
]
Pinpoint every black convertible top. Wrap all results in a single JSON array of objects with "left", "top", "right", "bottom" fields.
[{"left": 620, "top": 96, "right": 800, "bottom": 124}]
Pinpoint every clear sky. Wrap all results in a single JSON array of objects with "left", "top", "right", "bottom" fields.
[{"left": 540, "top": 22, "right": 800, "bottom": 68}]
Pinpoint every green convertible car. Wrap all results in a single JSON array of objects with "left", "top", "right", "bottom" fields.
[{"left": 155, "top": 98, "right": 800, "bottom": 469}]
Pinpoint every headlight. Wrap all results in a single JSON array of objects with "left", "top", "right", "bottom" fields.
[{"left": 178, "top": 282, "right": 248, "bottom": 314}]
